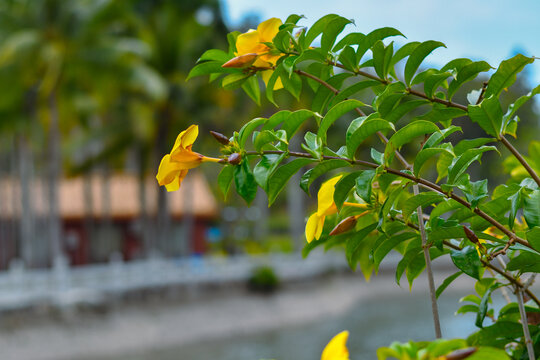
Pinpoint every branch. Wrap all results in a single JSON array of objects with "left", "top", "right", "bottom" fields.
[{"left": 500, "top": 135, "right": 540, "bottom": 187}]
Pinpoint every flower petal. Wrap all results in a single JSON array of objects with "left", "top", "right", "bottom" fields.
[
  {"left": 317, "top": 175, "right": 342, "bottom": 216},
  {"left": 236, "top": 30, "right": 265, "bottom": 56},
  {"left": 180, "top": 124, "right": 199, "bottom": 148},
  {"left": 156, "top": 154, "right": 182, "bottom": 186},
  {"left": 321, "top": 331, "right": 349, "bottom": 360},
  {"left": 169, "top": 149, "right": 204, "bottom": 169},
  {"left": 164, "top": 169, "right": 188, "bottom": 192},
  {"left": 257, "top": 18, "right": 282, "bottom": 43},
  {"left": 305, "top": 212, "right": 319, "bottom": 243}
]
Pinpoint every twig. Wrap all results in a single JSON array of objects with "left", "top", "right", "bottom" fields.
[
  {"left": 500, "top": 136, "right": 540, "bottom": 187},
  {"left": 516, "top": 287, "right": 536, "bottom": 360},
  {"left": 476, "top": 81, "right": 489, "bottom": 105}
]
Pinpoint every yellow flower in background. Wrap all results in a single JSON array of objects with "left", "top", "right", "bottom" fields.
[
  {"left": 156, "top": 125, "right": 220, "bottom": 192},
  {"left": 223, "top": 17, "right": 284, "bottom": 90},
  {"left": 305, "top": 175, "right": 370, "bottom": 243},
  {"left": 321, "top": 331, "right": 350, "bottom": 360}
]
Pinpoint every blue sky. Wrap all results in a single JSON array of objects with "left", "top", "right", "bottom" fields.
[{"left": 221, "top": 0, "right": 540, "bottom": 85}]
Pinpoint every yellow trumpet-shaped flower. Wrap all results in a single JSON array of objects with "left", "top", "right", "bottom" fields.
[
  {"left": 305, "top": 175, "right": 370, "bottom": 243},
  {"left": 156, "top": 125, "right": 220, "bottom": 192},
  {"left": 321, "top": 331, "right": 349, "bottom": 360},
  {"left": 224, "top": 17, "right": 284, "bottom": 90}
]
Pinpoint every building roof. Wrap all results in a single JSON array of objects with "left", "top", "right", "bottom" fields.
[{"left": 0, "top": 171, "right": 218, "bottom": 220}]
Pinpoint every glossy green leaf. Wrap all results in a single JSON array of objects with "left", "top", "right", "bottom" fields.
[
  {"left": 311, "top": 73, "right": 353, "bottom": 113},
  {"left": 506, "top": 252, "right": 540, "bottom": 273},
  {"left": 267, "top": 158, "right": 314, "bottom": 205},
  {"left": 456, "top": 304, "right": 479, "bottom": 315},
  {"left": 385, "top": 120, "right": 440, "bottom": 163},
  {"left": 300, "top": 159, "right": 351, "bottom": 193},
  {"left": 222, "top": 72, "right": 250, "bottom": 90},
  {"left": 321, "top": 16, "right": 353, "bottom": 53},
  {"left": 396, "top": 244, "right": 422, "bottom": 285},
  {"left": 334, "top": 171, "right": 362, "bottom": 209},
  {"left": 388, "top": 42, "right": 420, "bottom": 76},
  {"left": 304, "top": 14, "right": 341, "bottom": 47},
  {"left": 436, "top": 271, "right": 462, "bottom": 298},
  {"left": 507, "top": 188, "right": 522, "bottom": 229},
  {"left": 253, "top": 153, "right": 286, "bottom": 190},
  {"left": 423, "top": 125, "right": 462, "bottom": 149},
  {"left": 241, "top": 75, "right": 261, "bottom": 105},
  {"left": 372, "top": 40, "right": 394, "bottom": 80},
  {"left": 346, "top": 223, "right": 378, "bottom": 270},
  {"left": 282, "top": 109, "right": 319, "bottom": 140},
  {"left": 328, "top": 80, "right": 380, "bottom": 108},
  {"left": 337, "top": 45, "right": 357, "bottom": 71},
  {"left": 402, "top": 193, "right": 445, "bottom": 220},
  {"left": 484, "top": 54, "right": 534, "bottom": 98},
  {"left": 217, "top": 165, "right": 234, "bottom": 199},
  {"left": 384, "top": 100, "right": 429, "bottom": 124},
  {"left": 424, "top": 71, "right": 452, "bottom": 99},
  {"left": 197, "top": 49, "right": 230, "bottom": 63},
  {"left": 355, "top": 170, "right": 376, "bottom": 203},
  {"left": 447, "top": 146, "right": 497, "bottom": 184},
  {"left": 355, "top": 27, "right": 404, "bottom": 64},
  {"left": 404, "top": 41, "right": 446, "bottom": 86},
  {"left": 524, "top": 190, "right": 540, "bottom": 228},
  {"left": 447, "top": 61, "right": 492, "bottom": 100},
  {"left": 187, "top": 60, "right": 229, "bottom": 80},
  {"left": 265, "top": 64, "right": 285, "bottom": 106},
  {"left": 450, "top": 245, "right": 482, "bottom": 279},
  {"left": 475, "top": 284, "right": 495, "bottom": 328},
  {"left": 372, "top": 232, "right": 418, "bottom": 272},
  {"left": 414, "top": 144, "right": 454, "bottom": 176},
  {"left": 238, "top": 117, "right": 266, "bottom": 148},
  {"left": 234, "top": 161, "right": 258, "bottom": 205},
  {"left": 467, "top": 321, "right": 524, "bottom": 347},
  {"left": 318, "top": 99, "right": 365, "bottom": 143},
  {"left": 526, "top": 227, "right": 540, "bottom": 252},
  {"left": 503, "top": 84, "right": 540, "bottom": 126},
  {"left": 468, "top": 95, "right": 504, "bottom": 138},
  {"left": 347, "top": 118, "right": 394, "bottom": 158}
]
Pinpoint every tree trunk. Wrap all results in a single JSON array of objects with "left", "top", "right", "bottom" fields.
[
  {"left": 17, "top": 135, "right": 35, "bottom": 267},
  {"left": 47, "top": 90, "right": 63, "bottom": 267}
]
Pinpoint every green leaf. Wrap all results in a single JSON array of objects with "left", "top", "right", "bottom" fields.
[
  {"left": 506, "top": 252, "right": 540, "bottom": 273},
  {"left": 346, "top": 223, "right": 378, "bottom": 270},
  {"left": 396, "top": 244, "right": 422, "bottom": 285},
  {"left": 318, "top": 99, "right": 365, "bottom": 143},
  {"left": 234, "top": 161, "right": 258, "bottom": 205},
  {"left": 372, "top": 40, "right": 394, "bottom": 80},
  {"left": 238, "top": 117, "right": 266, "bottom": 149},
  {"left": 338, "top": 45, "right": 358, "bottom": 72},
  {"left": 404, "top": 41, "right": 446, "bottom": 86},
  {"left": 389, "top": 41, "right": 420, "bottom": 72},
  {"left": 423, "top": 125, "right": 462, "bottom": 149},
  {"left": 372, "top": 232, "right": 418, "bottom": 272},
  {"left": 281, "top": 71, "right": 303, "bottom": 100},
  {"left": 450, "top": 246, "right": 482, "bottom": 279},
  {"left": 503, "top": 84, "right": 540, "bottom": 126},
  {"left": 253, "top": 153, "right": 286, "bottom": 190},
  {"left": 197, "top": 49, "right": 230, "bottom": 63},
  {"left": 384, "top": 120, "right": 440, "bottom": 164},
  {"left": 267, "top": 158, "right": 314, "bottom": 205},
  {"left": 265, "top": 64, "right": 285, "bottom": 106},
  {"left": 355, "top": 170, "right": 376, "bottom": 203},
  {"left": 328, "top": 80, "right": 380, "bottom": 108},
  {"left": 347, "top": 118, "right": 395, "bottom": 158},
  {"left": 384, "top": 100, "right": 429, "bottom": 124},
  {"left": 355, "top": 27, "right": 404, "bottom": 64},
  {"left": 304, "top": 14, "right": 341, "bottom": 48},
  {"left": 321, "top": 16, "right": 353, "bottom": 53},
  {"left": 507, "top": 188, "right": 523, "bottom": 229},
  {"left": 311, "top": 73, "right": 353, "bottom": 113},
  {"left": 402, "top": 193, "right": 445, "bottom": 220},
  {"left": 447, "top": 61, "right": 492, "bottom": 100},
  {"left": 217, "top": 165, "right": 234, "bottom": 199},
  {"left": 456, "top": 304, "right": 479, "bottom": 315},
  {"left": 282, "top": 109, "right": 319, "bottom": 140},
  {"left": 436, "top": 271, "right": 462, "bottom": 298},
  {"left": 485, "top": 54, "right": 534, "bottom": 98},
  {"left": 334, "top": 171, "right": 362, "bottom": 209},
  {"left": 424, "top": 71, "right": 452, "bottom": 99},
  {"left": 187, "top": 61, "right": 229, "bottom": 80},
  {"left": 468, "top": 321, "right": 527, "bottom": 347},
  {"left": 468, "top": 95, "right": 504, "bottom": 138},
  {"left": 222, "top": 72, "right": 251, "bottom": 90},
  {"left": 447, "top": 146, "right": 497, "bottom": 184},
  {"left": 459, "top": 179, "right": 489, "bottom": 209},
  {"left": 414, "top": 144, "right": 454, "bottom": 176},
  {"left": 300, "top": 159, "right": 351, "bottom": 194},
  {"left": 241, "top": 75, "right": 261, "bottom": 105},
  {"left": 475, "top": 284, "right": 495, "bottom": 328},
  {"left": 523, "top": 189, "right": 540, "bottom": 228},
  {"left": 465, "top": 347, "right": 510, "bottom": 360},
  {"left": 526, "top": 227, "right": 540, "bottom": 252}
]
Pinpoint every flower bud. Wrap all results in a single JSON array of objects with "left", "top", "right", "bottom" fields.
[
  {"left": 228, "top": 153, "right": 242, "bottom": 165},
  {"left": 329, "top": 216, "right": 358, "bottom": 236},
  {"left": 210, "top": 131, "right": 231, "bottom": 145},
  {"left": 222, "top": 53, "right": 258, "bottom": 68},
  {"left": 443, "top": 347, "right": 477, "bottom": 360},
  {"left": 463, "top": 226, "right": 480, "bottom": 244}
]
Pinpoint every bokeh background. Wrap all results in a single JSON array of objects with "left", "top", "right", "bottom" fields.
[{"left": 0, "top": 1, "right": 538, "bottom": 359}]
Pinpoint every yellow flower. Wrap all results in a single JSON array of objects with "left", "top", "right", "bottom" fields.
[
  {"left": 223, "top": 17, "right": 284, "bottom": 90},
  {"left": 305, "top": 175, "right": 369, "bottom": 243},
  {"left": 156, "top": 125, "right": 220, "bottom": 192},
  {"left": 321, "top": 331, "right": 349, "bottom": 360}
]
